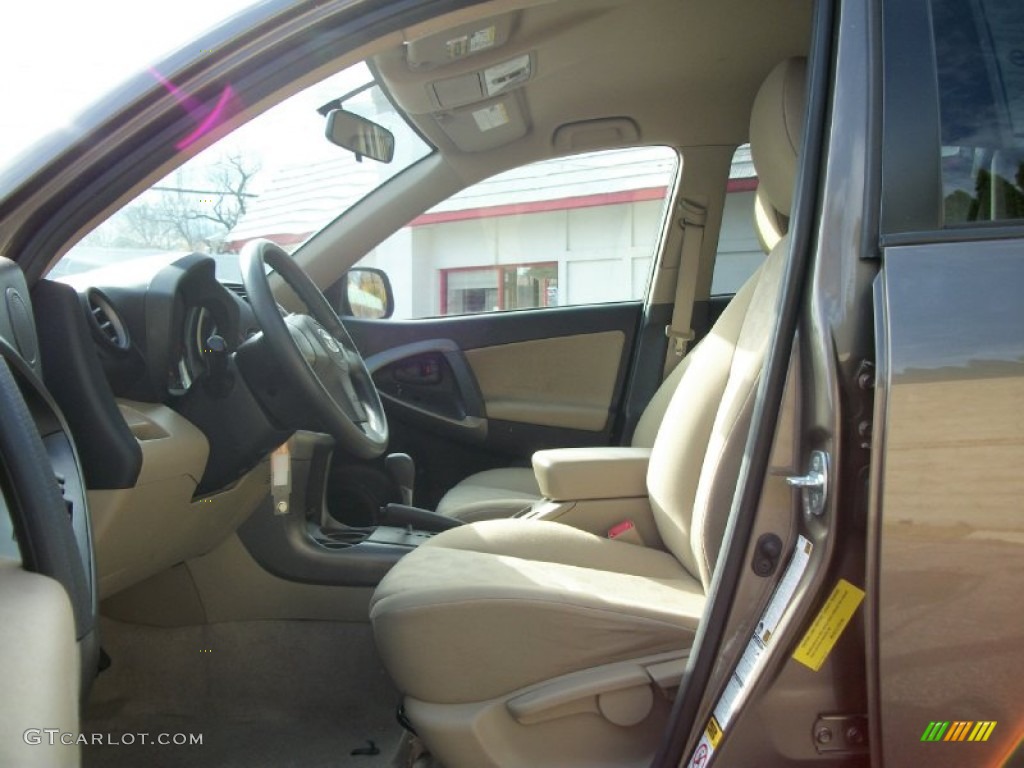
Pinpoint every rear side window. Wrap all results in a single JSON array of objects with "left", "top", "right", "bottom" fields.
[{"left": 932, "top": 0, "right": 1024, "bottom": 225}]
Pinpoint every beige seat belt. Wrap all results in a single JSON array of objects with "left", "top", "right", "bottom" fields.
[{"left": 664, "top": 197, "right": 707, "bottom": 375}]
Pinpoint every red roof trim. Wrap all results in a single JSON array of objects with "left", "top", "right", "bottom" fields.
[
  {"left": 727, "top": 177, "right": 759, "bottom": 193},
  {"left": 409, "top": 178, "right": 757, "bottom": 226},
  {"left": 410, "top": 187, "right": 667, "bottom": 226},
  {"left": 227, "top": 178, "right": 760, "bottom": 244}
]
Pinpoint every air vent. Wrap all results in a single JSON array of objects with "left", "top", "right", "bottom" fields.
[
  {"left": 223, "top": 282, "right": 249, "bottom": 302},
  {"left": 86, "top": 290, "right": 130, "bottom": 350}
]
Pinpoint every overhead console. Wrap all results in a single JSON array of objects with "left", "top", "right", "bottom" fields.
[
  {"left": 378, "top": 10, "right": 532, "bottom": 153},
  {"left": 373, "top": 0, "right": 628, "bottom": 154}
]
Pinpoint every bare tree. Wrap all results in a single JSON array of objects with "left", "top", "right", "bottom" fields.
[
  {"left": 206, "top": 153, "right": 259, "bottom": 231},
  {"left": 86, "top": 153, "right": 259, "bottom": 253}
]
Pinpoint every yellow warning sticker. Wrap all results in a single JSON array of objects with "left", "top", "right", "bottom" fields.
[
  {"left": 792, "top": 579, "right": 865, "bottom": 671},
  {"left": 705, "top": 716, "right": 723, "bottom": 748}
]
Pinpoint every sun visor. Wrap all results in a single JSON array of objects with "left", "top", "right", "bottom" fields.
[
  {"left": 433, "top": 93, "right": 529, "bottom": 152},
  {"left": 406, "top": 14, "right": 516, "bottom": 70}
]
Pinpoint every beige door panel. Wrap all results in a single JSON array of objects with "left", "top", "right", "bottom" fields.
[
  {"left": 0, "top": 562, "right": 80, "bottom": 767},
  {"left": 465, "top": 330, "right": 625, "bottom": 431}
]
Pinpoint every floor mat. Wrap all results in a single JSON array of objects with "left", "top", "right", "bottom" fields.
[{"left": 83, "top": 618, "right": 404, "bottom": 768}]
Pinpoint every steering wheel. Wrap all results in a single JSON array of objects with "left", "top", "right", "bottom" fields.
[{"left": 240, "top": 239, "right": 388, "bottom": 459}]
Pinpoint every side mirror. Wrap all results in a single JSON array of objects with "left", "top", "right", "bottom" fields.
[
  {"left": 340, "top": 267, "right": 394, "bottom": 319},
  {"left": 324, "top": 110, "right": 395, "bottom": 163}
]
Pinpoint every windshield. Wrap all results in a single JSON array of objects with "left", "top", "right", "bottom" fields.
[
  {"left": 55, "top": 61, "right": 432, "bottom": 283},
  {"left": 0, "top": 0, "right": 259, "bottom": 171}
]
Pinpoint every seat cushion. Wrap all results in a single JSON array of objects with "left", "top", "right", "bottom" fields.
[
  {"left": 435, "top": 467, "right": 542, "bottom": 521},
  {"left": 370, "top": 519, "right": 705, "bottom": 704}
]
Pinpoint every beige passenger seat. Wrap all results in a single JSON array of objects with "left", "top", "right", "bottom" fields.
[{"left": 370, "top": 56, "right": 808, "bottom": 767}]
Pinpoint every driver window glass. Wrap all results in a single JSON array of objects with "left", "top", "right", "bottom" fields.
[
  {"left": 356, "top": 147, "right": 679, "bottom": 319},
  {"left": 931, "top": 0, "right": 1024, "bottom": 226}
]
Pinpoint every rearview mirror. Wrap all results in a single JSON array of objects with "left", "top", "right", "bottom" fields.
[
  {"left": 325, "top": 110, "right": 395, "bottom": 163},
  {"left": 341, "top": 267, "right": 394, "bottom": 319}
]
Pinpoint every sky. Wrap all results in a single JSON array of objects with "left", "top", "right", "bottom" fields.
[
  {"left": 0, "top": 0, "right": 421, "bottom": 274},
  {"left": 0, "top": 0, "right": 260, "bottom": 170}
]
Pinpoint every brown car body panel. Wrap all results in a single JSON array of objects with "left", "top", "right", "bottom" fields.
[{"left": 874, "top": 241, "right": 1024, "bottom": 767}]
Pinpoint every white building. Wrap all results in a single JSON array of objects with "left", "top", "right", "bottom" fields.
[{"left": 228, "top": 145, "right": 761, "bottom": 318}]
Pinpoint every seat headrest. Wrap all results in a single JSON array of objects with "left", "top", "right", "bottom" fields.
[{"left": 750, "top": 57, "right": 807, "bottom": 218}]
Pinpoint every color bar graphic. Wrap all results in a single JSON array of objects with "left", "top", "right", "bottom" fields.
[
  {"left": 945, "top": 721, "right": 972, "bottom": 741},
  {"left": 921, "top": 720, "right": 996, "bottom": 742},
  {"left": 922, "top": 721, "right": 950, "bottom": 741},
  {"left": 968, "top": 721, "right": 997, "bottom": 742}
]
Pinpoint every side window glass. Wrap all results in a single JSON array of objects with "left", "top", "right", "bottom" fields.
[
  {"left": 711, "top": 144, "right": 763, "bottom": 295},
  {"left": 932, "top": 0, "right": 1024, "bottom": 225},
  {"left": 358, "top": 146, "right": 678, "bottom": 318}
]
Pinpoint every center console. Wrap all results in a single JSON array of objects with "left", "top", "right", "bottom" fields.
[
  {"left": 511, "top": 446, "right": 662, "bottom": 546},
  {"left": 237, "top": 437, "right": 665, "bottom": 588},
  {"left": 236, "top": 432, "right": 458, "bottom": 587}
]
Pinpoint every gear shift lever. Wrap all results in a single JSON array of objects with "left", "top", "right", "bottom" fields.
[{"left": 385, "top": 453, "right": 415, "bottom": 506}]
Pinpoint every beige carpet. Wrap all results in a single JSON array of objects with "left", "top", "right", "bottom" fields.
[{"left": 83, "top": 618, "right": 406, "bottom": 768}]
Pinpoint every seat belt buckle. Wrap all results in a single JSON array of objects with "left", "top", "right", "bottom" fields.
[
  {"left": 608, "top": 520, "right": 643, "bottom": 546},
  {"left": 665, "top": 326, "right": 695, "bottom": 357}
]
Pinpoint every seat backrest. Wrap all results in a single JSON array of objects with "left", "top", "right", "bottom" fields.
[
  {"left": 631, "top": 84, "right": 797, "bottom": 452},
  {"left": 645, "top": 57, "right": 807, "bottom": 589},
  {"left": 630, "top": 284, "right": 757, "bottom": 449}
]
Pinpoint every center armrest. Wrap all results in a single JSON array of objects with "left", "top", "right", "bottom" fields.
[{"left": 532, "top": 447, "right": 651, "bottom": 501}]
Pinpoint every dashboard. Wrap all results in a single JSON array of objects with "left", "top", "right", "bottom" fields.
[
  {"left": 169, "top": 306, "right": 221, "bottom": 395},
  {"left": 32, "top": 253, "right": 288, "bottom": 497},
  {"left": 27, "top": 252, "right": 292, "bottom": 597}
]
